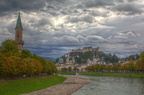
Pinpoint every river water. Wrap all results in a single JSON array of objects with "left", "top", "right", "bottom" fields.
[{"left": 72, "top": 76, "right": 144, "bottom": 95}]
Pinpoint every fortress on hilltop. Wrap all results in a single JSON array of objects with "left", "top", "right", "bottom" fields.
[
  {"left": 67, "top": 46, "right": 99, "bottom": 57},
  {"left": 72, "top": 46, "right": 99, "bottom": 53}
]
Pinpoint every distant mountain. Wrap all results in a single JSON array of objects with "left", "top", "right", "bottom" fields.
[{"left": 41, "top": 57, "right": 56, "bottom": 62}]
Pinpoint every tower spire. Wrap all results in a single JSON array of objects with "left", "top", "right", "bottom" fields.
[
  {"left": 15, "top": 12, "right": 22, "bottom": 29},
  {"left": 15, "top": 12, "right": 24, "bottom": 51}
]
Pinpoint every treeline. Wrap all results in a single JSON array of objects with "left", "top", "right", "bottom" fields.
[
  {"left": 60, "top": 66, "right": 79, "bottom": 72},
  {"left": 86, "top": 52, "right": 144, "bottom": 72},
  {"left": 121, "top": 54, "right": 140, "bottom": 61},
  {"left": 0, "top": 40, "right": 57, "bottom": 79}
]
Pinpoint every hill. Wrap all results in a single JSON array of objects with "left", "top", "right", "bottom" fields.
[{"left": 56, "top": 46, "right": 119, "bottom": 64}]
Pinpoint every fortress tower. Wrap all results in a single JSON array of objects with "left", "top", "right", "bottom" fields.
[{"left": 15, "top": 12, "right": 24, "bottom": 51}]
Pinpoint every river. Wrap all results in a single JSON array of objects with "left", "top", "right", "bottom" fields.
[{"left": 72, "top": 76, "right": 144, "bottom": 95}]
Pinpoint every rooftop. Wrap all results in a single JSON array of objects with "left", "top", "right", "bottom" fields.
[{"left": 15, "top": 12, "right": 23, "bottom": 28}]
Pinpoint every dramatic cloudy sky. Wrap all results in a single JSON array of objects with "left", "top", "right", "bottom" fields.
[{"left": 0, "top": 0, "right": 144, "bottom": 58}]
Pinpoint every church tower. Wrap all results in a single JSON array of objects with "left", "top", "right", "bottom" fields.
[{"left": 15, "top": 12, "right": 24, "bottom": 51}]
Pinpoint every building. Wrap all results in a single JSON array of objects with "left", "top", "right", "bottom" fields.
[
  {"left": 58, "top": 58, "right": 64, "bottom": 64},
  {"left": 15, "top": 12, "right": 24, "bottom": 51},
  {"left": 66, "top": 57, "right": 75, "bottom": 64},
  {"left": 71, "top": 46, "right": 99, "bottom": 55},
  {"left": 87, "top": 54, "right": 106, "bottom": 66}
]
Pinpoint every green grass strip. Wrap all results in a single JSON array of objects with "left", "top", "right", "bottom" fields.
[
  {"left": 80, "top": 72, "right": 144, "bottom": 78},
  {"left": 0, "top": 75, "right": 66, "bottom": 95},
  {"left": 57, "top": 72, "right": 75, "bottom": 75}
]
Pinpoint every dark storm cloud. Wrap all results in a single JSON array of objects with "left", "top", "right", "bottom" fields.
[
  {"left": 127, "top": 0, "right": 138, "bottom": 2},
  {"left": 66, "top": 15, "right": 96, "bottom": 23},
  {"left": 1, "top": 0, "right": 144, "bottom": 58},
  {"left": 24, "top": 45, "right": 74, "bottom": 58},
  {"left": 45, "top": 0, "right": 67, "bottom": 4},
  {"left": 31, "top": 18, "right": 52, "bottom": 27},
  {"left": 84, "top": 0, "right": 114, "bottom": 8},
  {"left": 0, "top": 0, "right": 45, "bottom": 15},
  {"left": 89, "top": 10, "right": 108, "bottom": 17},
  {"left": 112, "top": 3, "right": 143, "bottom": 15}
]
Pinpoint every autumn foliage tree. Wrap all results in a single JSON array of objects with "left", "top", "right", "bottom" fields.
[
  {"left": 2, "top": 56, "right": 22, "bottom": 77},
  {"left": 140, "top": 52, "right": 144, "bottom": 70},
  {"left": 86, "top": 58, "right": 144, "bottom": 72},
  {"left": 0, "top": 40, "right": 57, "bottom": 78},
  {"left": 0, "top": 53, "right": 6, "bottom": 77},
  {"left": 135, "top": 60, "right": 143, "bottom": 71}
]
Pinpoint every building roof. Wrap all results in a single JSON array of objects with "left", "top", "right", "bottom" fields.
[
  {"left": 59, "top": 58, "right": 64, "bottom": 61},
  {"left": 15, "top": 12, "right": 22, "bottom": 28}
]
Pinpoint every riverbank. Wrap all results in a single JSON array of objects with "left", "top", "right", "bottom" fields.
[
  {"left": 24, "top": 76, "right": 89, "bottom": 95},
  {"left": 57, "top": 72, "right": 75, "bottom": 75},
  {"left": 80, "top": 72, "right": 144, "bottom": 78},
  {"left": 0, "top": 75, "right": 66, "bottom": 95}
]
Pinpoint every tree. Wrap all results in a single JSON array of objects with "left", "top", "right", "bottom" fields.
[
  {"left": 2, "top": 56, "right": 22, "bottom": 77},
  {"left": 46, "top": 60, "right": 57, "bottom": 74},
  {"left": 0, "top": 53, "right": 6, "bottom": 77},
  {"left": 135, "top": 60, "right": 143, "bottom": 71},
  {"left": 113, "top": 63, "right": 121, "bottom": 71},
  {"left": 95, "top": 64, "right": 100, "bottom": 71},
  {"left": 73, "top": 67, "right": 79, "bottom": 71},
  {"left": 1, "top": 40, "right": 19, "bottom": 57},
  {"left": 68, "top": 66, "right": 72, "bottom": 71},
  {"left": 127, "top": 60, "right": 135, "bottom": 71},
  {"left": 21, "top": 49, "right": 32, "bottom": 58},
  {"left": 0, "top": 40, "right": 58, "bottom": 78},
  {"left": 61, "top": 67, "right": 67, "bottom": 72},
  {"left": 32, "top": 59, "right": 43, "bottom": 75},
  {"left": 106, "top": 64, "right": 112, "bottom": 71},
  {"left": 139, "top": 52, "right": 144, "bottom": 70}
]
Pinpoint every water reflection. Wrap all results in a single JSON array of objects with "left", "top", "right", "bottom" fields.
[{"left": 72, "top": 76, "right": 144, "bottom": 95}]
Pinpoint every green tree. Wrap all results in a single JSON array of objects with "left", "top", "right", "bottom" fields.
[
  {"left": 135, "top": 60, "right": 143, "bottom": 71},
  {"left": 61, "top": 67, "right": 67, "bottom": 72},
  {"left": 127, "top": 60, "right": 135, "bottom": 71},
  {"left": 95, "top": 64, "right": 100, "bottom": 71},
  {"left": 107, "top": 64, "right": 112, "bottom": 71},
  {"left": 113, "top": 63, "right": 121, "bottom": 71},
  {"left": 21, "top": 49, "right": 32, "bottom": 58},
  {"left": 139, "top": 52, "right": 144, "bottom": 70},
  {"left": 68, "top": 66, "right": 72, "bottom": 71},
  {"left": 0, "top": 53, "right": 6, "bottom": 77},
  {"left": 1, "top": 40, "right": 19, "bottom": 57},
  {"left": 47, "top": 60, "right": 57, "bottom": 74},
  {"left": 73, "top": 67, "right": 79, "bottom": 71}
]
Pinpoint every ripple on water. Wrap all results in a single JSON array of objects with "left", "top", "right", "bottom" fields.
[{"left": 72, "top": 76, "right": 144, "bottom": 95}]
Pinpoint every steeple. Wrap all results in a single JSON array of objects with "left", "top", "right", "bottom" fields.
[
  {"left": 15, "top": 12, "right": 23, "bottom": 29},
  {"left": 15, "top": 12, "right": 24, "bottom": 51}
]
